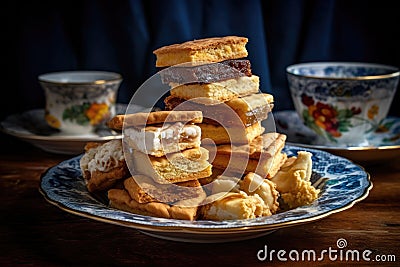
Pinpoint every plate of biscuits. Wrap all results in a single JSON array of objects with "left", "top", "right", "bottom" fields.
[
  {"left": 40, "top": 36, "right": 372, "bottom": 243},
  {"left": 40, "top": 144, "right": 371, "bottom": 243}
]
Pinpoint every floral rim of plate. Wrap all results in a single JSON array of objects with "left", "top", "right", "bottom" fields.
[{"left": 39, "top": 145, "right": 372, "bottom": 233}]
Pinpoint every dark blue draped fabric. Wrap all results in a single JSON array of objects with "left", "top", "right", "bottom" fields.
[{"left": 4, "top": 0, "right": 400, "bottom": 119}]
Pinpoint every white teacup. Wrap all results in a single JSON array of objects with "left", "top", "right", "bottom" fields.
[
  {"left": 286, "top": 62, "right": 399, "bottom": 146},
  {"left": 39, "top": 71, "right": 122, "bottom": 135}
]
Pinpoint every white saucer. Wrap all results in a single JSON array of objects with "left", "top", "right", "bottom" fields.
[
  {"left": 0, "top": 105, "right": 127, "bottom": 155},
  {"left": 274, "top": 110, "right": 400, "bottom": 163}
]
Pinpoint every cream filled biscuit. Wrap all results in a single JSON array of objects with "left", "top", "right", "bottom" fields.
[
  {"left": 124, "top": 122, "right": 201, "bottom": 157},
  {"left": 80, "top": 140, "right": 129, "bottom": 192}
]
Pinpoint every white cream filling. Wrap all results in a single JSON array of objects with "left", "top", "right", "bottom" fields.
[
  {"left": 124, "top": 122, "right": 201, "bottom": 155},
  {"left": 81, "top": 139, "right": 124, "bottom": 174}
]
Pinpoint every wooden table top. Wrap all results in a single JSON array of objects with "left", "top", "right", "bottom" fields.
[{"left": 0, "top": 132, "right": 399, "bottom": 266}]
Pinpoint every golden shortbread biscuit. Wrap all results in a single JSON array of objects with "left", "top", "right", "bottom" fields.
[
  {"left": 169, "top": 75, "right": 259, "bottom": 104},
  {"left": 108, "top": 189, "right": 200, "bottom": 220},
  {"left": 85, "top": 166, "right": 129, "bottom": 193},
  {"left": 130, "top": 147, "right": 212, "bottom": 184},
  {"left": 164, "top": 93, "right": 274, "bottom": 127},
  {"left": 199, "top": 121, "right": 264, "bottom": 145},
  {"left": 107, "top": 110, "right": 203, "bottom": 130},
  {"left": 206, "top": 133, "right": 287, "bottom": 178},
  {"left": 124, "top": 175, "right": 206, "bottom": 204},
  {"left": 153, "top": 36, "right": 248, "bottom": 67}
]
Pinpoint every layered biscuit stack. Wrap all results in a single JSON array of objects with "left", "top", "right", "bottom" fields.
[
  {"left": 106, "top": 110, "right": 211, "bottom": 220},
  {"left": 155, "top": 36, "right": 287, "bottom": 180},
  {"left": 153, "top": 36, "right": 291, "bottom": 219}
]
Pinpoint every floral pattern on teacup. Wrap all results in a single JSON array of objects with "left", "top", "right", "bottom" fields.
[
  {"left": 300, "top": 93, "right": 388, "bottom": 143},
  {"left": 62, "top": 102, "right": 111, "bottom": 126}
]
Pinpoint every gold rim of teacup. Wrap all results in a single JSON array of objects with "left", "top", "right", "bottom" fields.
[
  {"left": 286, "top": 62, "right": 400, "bottom": 81},
  {"left": 38, "top": 71, "right": 122, "bottom": 85}
]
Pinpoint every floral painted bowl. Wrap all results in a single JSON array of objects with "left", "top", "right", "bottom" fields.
[
  {"left": 39, "top": 71, "right": 122, "bottom": 135},
  {"left": 286, "top": 62, "right": 399, "bottom": 146}
]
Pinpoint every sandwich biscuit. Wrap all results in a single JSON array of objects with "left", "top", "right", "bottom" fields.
[{"left": 124, "top": 122, "right": 201, "bottom": 157}]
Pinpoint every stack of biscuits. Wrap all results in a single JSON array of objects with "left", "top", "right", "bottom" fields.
[
  {"left": 155, "top": 36, "right": 288, "bottom": 181},
  {"left": 152, "top": 36, "right": 290, "bottom": 219},
  {"left": 106, "top": 110, "right": 212, "bottom": 220},
  {"left": 79, "top": 36, "right": 320, "bottom": 222}
]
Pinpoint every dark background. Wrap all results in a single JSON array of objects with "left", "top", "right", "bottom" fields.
[{"left": 3, "top": 0, "right": 400, "bottom": 120}]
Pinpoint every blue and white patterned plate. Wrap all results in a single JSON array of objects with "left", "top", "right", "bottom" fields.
[
  {"left": 275, "top": 110, "right": 400, "bottom": 163},
  {"left": 39, "top": 145, "right": 372, "bottom": 243}
]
